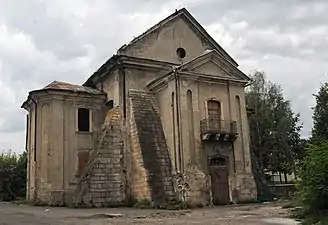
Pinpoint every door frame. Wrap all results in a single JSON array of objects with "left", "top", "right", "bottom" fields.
[{"left": 208, "top": 154, "right": 230, "bottom": 205}]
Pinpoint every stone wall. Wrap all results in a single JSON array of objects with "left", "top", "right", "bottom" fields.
[
  {"left": 69, "top": 107, "right": 126, "bottom": 207},
  {"left": 229, "top": 173, "right": 257, "bottom": 203},
  {"left": 128, "top": 89, "right": 175, "bottom": 203},
  {"left": 183, "top": 166, "right": 210, "bottom": 204}
]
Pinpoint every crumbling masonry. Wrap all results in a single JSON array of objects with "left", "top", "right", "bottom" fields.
[{"left": 22, "top": 8, "right": 257, "bottom": 207}]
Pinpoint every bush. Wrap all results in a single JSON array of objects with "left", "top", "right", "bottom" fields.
[
  {"left": 297, "top": 141, "right": 328, "bottom": 210},
  {"left": 0, "top": 151, "right": 27, "bottom": 201}
]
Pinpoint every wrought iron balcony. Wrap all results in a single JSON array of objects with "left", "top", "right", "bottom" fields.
[{"left": 200, "top": 119, "right": 238, "bottom": 142}]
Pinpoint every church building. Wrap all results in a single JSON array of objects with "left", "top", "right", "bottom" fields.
[{"left": 22, "top": 8, "right": 257, "bottom": 207}]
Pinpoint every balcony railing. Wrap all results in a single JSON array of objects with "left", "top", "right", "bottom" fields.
[{"left": 200, "top": 119, "right": 238, "bottom": 136}]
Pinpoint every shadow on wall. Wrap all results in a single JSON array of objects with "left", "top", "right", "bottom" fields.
[{"left": 130, "top": 90, "right": 175, "bottom": 203}]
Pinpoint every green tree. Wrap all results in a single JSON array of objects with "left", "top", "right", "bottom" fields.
[
  {"left": 298, "top": 141, "right": 328, "bottom": 210},
  {"left": 0, "top": 151, "right": 27, "bottom": 201},
  {"left": 312, "top": 82, "right": 328, "bottom": 141},
  {"left": 246, "top": 71, "right": 304, "bottom": 199}
]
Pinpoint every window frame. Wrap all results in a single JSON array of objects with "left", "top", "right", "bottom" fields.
[
  {"left": 76, "top": 107, "right": 93, "bottom": 133},
  {"left": 205, "top": 98, "right": 224, "bottom": 121}
]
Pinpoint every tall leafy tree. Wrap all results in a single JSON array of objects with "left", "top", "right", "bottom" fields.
[
  {"left": 312, "top": 82, "right": 328, "bottom": 141},
  {"left": 246, "top": 71, "right": 303, "bottom": 199}
]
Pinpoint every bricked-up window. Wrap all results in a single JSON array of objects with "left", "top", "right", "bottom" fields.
[
  {"left": 78, "top": 108, "right": 90, "bottom": 132},
  {"left": 77, "top": 151, "right": 90, "bottom": 175},
  {"left": 207, "top": 100, "right": 221, "bottom": 131},
  {"left": 207, "top": 100, "right": 221, "bottom": 121}
]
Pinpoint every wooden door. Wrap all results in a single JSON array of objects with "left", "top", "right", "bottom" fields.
[
  {"left": 207, "top": 100, "right": 221, "bottom": 131},
  {"left": 209, "top": 157, "right": 230, "bottom": 205}
]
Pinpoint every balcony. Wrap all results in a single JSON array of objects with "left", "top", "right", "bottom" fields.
[{"left": 200, "top": 119, "right": 238, "bottom": 142}]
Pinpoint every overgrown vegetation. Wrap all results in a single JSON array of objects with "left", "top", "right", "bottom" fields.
[
  {"left": 246, "top": 71, "right": 304, "bottom": 200},
  {"left": 0, "top": 151, "right": 27, "bottom": 201},
  {"left": 292, "top": 82, "right": 328, "bottom": 224},
  {"left": 311, "top": 82, "right": 328, "bottom": 142},
  {"left": 297, "top": 142, "right": 328, "bottom": 211}
]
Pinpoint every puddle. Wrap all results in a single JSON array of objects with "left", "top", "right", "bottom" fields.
[{"left": 261, "top": 218, "right": 300, "bottom": 225}]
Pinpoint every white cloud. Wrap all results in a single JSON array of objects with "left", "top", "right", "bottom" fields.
[{"left": 1, "top": 0, "right": 328, "bottom": 151}]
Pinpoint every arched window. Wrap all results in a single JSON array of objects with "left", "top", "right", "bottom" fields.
[
  {"left": 236, "top": 95, "right": 246, "bottom": 171},
  {"left": 207, "top": 100, "right": 221, "bottom": 131},
  {"left": 187, "top": 90, "right": 195, "bottom": 163},
  {"left": 235, "top": 96, "right": 242, "bottom": 130},
  {"left": 207, "top": 100, "right": 221, "bottom": 121}
]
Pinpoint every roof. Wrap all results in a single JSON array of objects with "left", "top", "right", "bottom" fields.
[
  {"left": 33, "top": 81, "right": 105, "bottom": 95},
  {"left": 117, "top": 8, "right": 238, "bottom": 67},
  {"left": 21, "top": 81, "right": 105, "bottom": 109},
  {"left": 83, "top": 54, "right": 119, "bottom": 87}
]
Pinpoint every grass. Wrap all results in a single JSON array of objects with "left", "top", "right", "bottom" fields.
[
  {"left": 299, "top": 213, "right": 328, "bottom": 225},
  {"left": 291, "top": 206, "right": 328, "bottom": 225}
]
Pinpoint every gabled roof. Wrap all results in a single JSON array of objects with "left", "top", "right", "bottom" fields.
[
  {"left": 117, "top": 7, "right": 238, "bottom": 67},
  {"left": 33, "top": 81, "right": 104, "bottom": 95},
  {"left": 84, "top": 8, "right": 240, "bottom": 88}
]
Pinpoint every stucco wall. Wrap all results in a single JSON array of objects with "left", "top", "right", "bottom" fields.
[
  {"left": 26, "top": 105, "right": 36, "bottom": 201},
  {"left": 155, "top": 82, "right": 177, "bottom": 170},
  {"left": 97, "top": 70, "right": 120, "bottom": 107},
  {"left": 120, "top": 17, "right": 212, "bottom": 64},
  {"left": 25, "top": 91, "right": 106, "bottom": 204},
  {"left": 124, "top": 67, "right": 167, "bottom": 91},
  {"left": 153, "top": 75, "right": 256, "bottom": 203}
]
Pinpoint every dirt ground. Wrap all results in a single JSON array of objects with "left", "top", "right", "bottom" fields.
[{"left": 0, "top": 201, "right": 299, "bottom": 225}]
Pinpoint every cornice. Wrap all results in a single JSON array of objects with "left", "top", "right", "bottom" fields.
[{"left": 148, "top": 71, "right": 246, "bottom": 93}]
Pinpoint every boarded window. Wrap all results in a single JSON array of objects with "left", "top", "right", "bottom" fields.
[
  {"left": 208, "top": 100, "right": 221, "bottom": 120},
  {"left": 78, "top": 108, "right": 90, "bottom": 132},
  {"left": 77, "top": 151, "right": 90, "bottom": 175},
  {"left": 207, "top": 100, "right": 222, "bottom": 131}
]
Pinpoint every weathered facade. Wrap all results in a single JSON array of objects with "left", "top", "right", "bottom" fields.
[{"left": 22, "top": 8, "right": 257, "bottom": 207}]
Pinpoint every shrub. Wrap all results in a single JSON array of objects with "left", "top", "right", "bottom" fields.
[
  {"left": 297, "top": 141, "right": 328, "bottom": 210},
  {"left": 0, "top": 151, "right": 27, "bottom": 201}
]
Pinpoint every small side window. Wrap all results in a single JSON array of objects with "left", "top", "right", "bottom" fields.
[
  {"left": 78, "top": 108, "right": 90, "bottom": 132},
  {"left": 106, "top": 100, "right": 114, "bottom": 109}
]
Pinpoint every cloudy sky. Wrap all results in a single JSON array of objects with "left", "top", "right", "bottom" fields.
[{"left": 0, "top": 0, "right": 327, "bottom": 152}]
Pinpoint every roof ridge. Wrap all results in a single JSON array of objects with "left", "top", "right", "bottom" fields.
[
  {"left": 117, "top": 7, "right": 238, "bottom": 66},
  {"left": 117, "top": 8, "right": 186, "bottom": 53}
]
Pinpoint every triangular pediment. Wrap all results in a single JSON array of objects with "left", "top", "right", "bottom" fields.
[
  {"left": 147, "top": 50, "right": 250, "bottom": 93},
  {"left": 118, "top": 8, "right": 238, "bottom": 66},
  {"left": 179, "top": 50, "right": 250, "bottom": 81}
]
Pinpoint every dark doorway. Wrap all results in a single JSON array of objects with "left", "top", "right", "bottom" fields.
[{"left": 209, "top": 155, "right": 230, "bottom": 205}]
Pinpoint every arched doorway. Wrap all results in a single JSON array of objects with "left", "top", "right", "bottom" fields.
[{"left": 209, "top": 155, "right": 230, "bottom": 205}]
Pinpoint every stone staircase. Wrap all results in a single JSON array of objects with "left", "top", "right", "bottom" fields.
[
  {"left": 68, "top": 107, "right": 126, "bottom": 207},
  {"left": 128, "top": 89, "right": 175, "bottom": 203}
]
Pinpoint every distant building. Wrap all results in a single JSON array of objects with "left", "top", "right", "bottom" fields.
[{"left": 22, "top": 8, "right": 257, "bottom": 207}]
